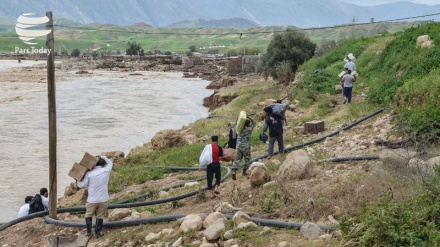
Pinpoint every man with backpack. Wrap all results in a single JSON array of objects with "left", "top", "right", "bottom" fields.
[
  {"left": 262, "top": 106, "right": 284, "bottom": 159},
  {"left": 77, "top": 155, "right": 113, "bottom": 238},
  {"left": 28, "top": 188, "right": 53, "bottom": 214}
]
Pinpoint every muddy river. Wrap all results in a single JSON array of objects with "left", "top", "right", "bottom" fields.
[{"left": 0, "top": 61, "right": 213, "bottom": 222}]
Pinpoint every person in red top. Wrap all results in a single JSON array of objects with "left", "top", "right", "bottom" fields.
[{"left": 207, "top": 135, "right": 223, "bottom": 197}]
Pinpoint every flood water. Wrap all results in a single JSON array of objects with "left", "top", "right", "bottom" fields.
[{"left": 0, "top": 61, "right": 213, "bottom": 222}]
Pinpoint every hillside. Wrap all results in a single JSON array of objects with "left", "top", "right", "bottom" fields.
[
  {"left": 0, "top": 21, "right": 425, "bottom": 54},
  {"left": 0, "top": 22, "right": 439, "bottom": 246}
]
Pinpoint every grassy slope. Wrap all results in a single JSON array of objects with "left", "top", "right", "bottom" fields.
[
  {"left": 97, "top": 22, "right": 440, "bottom": 246},
  {"left": 113, "top": 22, "right": 440, "bottom": 199},
  {"left": 0, "top": 21, "right": 425, "bottom": 54}
]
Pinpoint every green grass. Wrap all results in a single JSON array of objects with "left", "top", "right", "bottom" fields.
[{"left": 0, "top": 21, "right": 421, "bottom": 54}]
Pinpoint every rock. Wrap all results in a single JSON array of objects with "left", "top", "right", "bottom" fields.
[
  {"left": 108, "top": 208, "right": 133, "bottom": 221},
  {"left": 236, "top": 221, "right": 257, "bottom": 229},
  {"left": 172, "top": 237, "right": 182, "bottom": 247},
  {"left": 180, "top": 214, "right": 203, "bottom": 233},
  {"left": 64, "top": 182, "right": 79, "bottom": 197},
  {"left": 145, "top": 232, "right": 162, "bottom": 242},
  {"left": 319, "top": 234, "right": 332, "bottom": 241},
  {"left": 249, "top": 164, "right": 270, "bottom": 187},
  {"left": 224, "top": 230, "right": 234, "bottom": 240},
  {"left": 260, "top": 226, "right": 271, "bottom": 235},
  {"left": 278, "top": 241, "right": 293, "bottom": 247},
  {"left": 100, "top": 151, "right": 125, "bottom": 158},
  {"left": 199, "top": 244, "right": 216, "bottom": 247},
  {"left": 416, "top": 35, "right": 433, "bottom": 48},
  {"left": 184, "top": 181, "right": 200, "bottom": 188},
  {"left": 379, "top": 148, "right": 418, "bottom": 167},
  {"left": 276, "top": 149, "right": 313, "bottom": 181},
  {"left": 224, "top": 239, "right": 237, "bottom": 247},
  {"left": 214, "top": 202, "right": 242, "bottom": 214},
  {"left": 300, "top": 221, "right": 322, "bottom": 239},
  {"left": 327, "top": 215, "right": 339, "bottom": 225},
  {"left": 59, "top": 188, "right": 87, "bottom": 208},
  {"left": 161, "top": 228, "right": 174, "bottom": 236},
  {"left": 232, "top": 211, "right": 251, "bottom": 226},
  {"left": 408, "top": 158, "right": 433, "bottom": 177},
  {"left": 204, "top": 219, "right": 226, "bottom": 240},
  {"left": 151, "top": 129, "right": 186, "bottom": 151},
  {"left": 426, "top": 156, "right": 440, "bottom": 167},
  {"left": 203, "top": 212, "right": 226, "bottom": 229},
  {"left": 159, "top": 191, "right": 169, "bottom": 198}
]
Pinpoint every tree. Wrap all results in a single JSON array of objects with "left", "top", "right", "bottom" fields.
[
  {"left": 71, "top": 48, "right": 80, "bottom": 57},
  {"left": 188, "top": 45, "right": 197, "bottom": 53},
  {"left": 258, "top": 30, "right": 316, "bottom": 84},
  {"left": 126, "top": 41, "right": 144, "bottom": 56}
]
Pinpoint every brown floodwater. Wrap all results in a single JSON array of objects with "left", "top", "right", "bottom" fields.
[{"left": 0, "top": 62, "right": 213, "bottom": 222}]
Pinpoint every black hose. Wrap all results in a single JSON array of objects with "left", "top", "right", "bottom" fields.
[
  {"left": 0, "top": 167, "right": 229, "bottom": 231},
  {"left": 253, "top": 108, "right": 385, "bottom": 162},
  {"left": 43, "top": 213, "right": 331, "bottom": 231},
  {"left": 113, "top": 174, "right": 207, "bottom": 204},
  {"left": 2, "top": 107, "right": 384, "bottom": 231},
  {"left": 318, "top": 156, "right": 380, "bottom": 163}
]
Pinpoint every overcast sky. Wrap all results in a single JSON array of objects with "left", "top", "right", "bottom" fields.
[{"left": 339, "top": 0, "right": 440, "bottom": 5}]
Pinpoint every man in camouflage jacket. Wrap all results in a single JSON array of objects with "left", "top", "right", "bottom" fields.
[{"left": 232, "top": 115, "right": 256, "bottom": 180}]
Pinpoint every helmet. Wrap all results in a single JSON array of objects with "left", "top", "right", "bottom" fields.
[{"left": 259, "top": 133, "right": 268, "bottom": 143}]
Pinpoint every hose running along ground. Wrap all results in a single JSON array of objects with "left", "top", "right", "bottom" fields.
[
  {"left": 0, "top": 167, "right": 229, "bottom": 231},
  {"left": 251, "top": 108, "right": 385, "bottom": 162},
  {"left": 1, "top": 108, "right": 383, "bottom": 231}
]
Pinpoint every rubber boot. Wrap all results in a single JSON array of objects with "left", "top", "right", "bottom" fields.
[
  {"left": 85, "top": 217, "right": 92, "bottom": 237},
  {"left": 95, "top": 218, "right": 104, "bottom": 238},
  {"left": 242, "top": 167, "right": 248, "bottom": 176},
  {"left": 231, "top": 169, "right": 237, "bottom": 180}
]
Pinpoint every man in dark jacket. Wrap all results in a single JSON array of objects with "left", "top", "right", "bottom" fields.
[{"left": 263, "top": 106, "right": 284, "bottom": 159}]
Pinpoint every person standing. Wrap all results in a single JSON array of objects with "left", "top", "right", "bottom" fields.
[
  {"left": 341, "top": 69, "right": 356, "bottom": 104},
  {"left": 232, "top": 115, "right": 256, "bottom": 180},
  {"left": 77, "top": 155, "right": 113, "bottom": 238},
  {"left": 17, "top": 196, "right": 33, "bottom": 218},
  {"left": 207, "top": 136, "right": 223, "bottom": 198},
  {"left": 344, "top": 58, "right": 356, "bottom": 73},
  {"left": 262, "top": 107, "right": 284, "bottom": 159},
  {"left": 224, "top": 122, "right": 237, "bottom": 149}
]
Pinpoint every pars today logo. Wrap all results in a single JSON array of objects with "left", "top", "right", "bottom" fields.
[{"left": 14, "top": 13, "right": 52, "bottom": 54}]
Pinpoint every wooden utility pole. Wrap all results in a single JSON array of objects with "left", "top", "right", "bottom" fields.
[
  {"left": 46, "top": 11, "right": 57, "bottom": 219},
  {"left": 349, "top": 17, "right": 358, "bottom": 38}
]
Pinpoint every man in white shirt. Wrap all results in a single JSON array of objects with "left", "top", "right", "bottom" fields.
[
  {"left": 17, "top": 196, "right": 33, "bottom": 218},
  {"left": 77, "top": 155, "right": 113, "bottom": 238},
  {"left": 39, "top": 188, "right": 49, "bottom": 210}
]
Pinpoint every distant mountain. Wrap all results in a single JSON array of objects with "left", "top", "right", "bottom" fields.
[
  {"left": 167, "top": 18, "right": 259, "bottom": 28},
  {"left": 0, "top": 0, "right": 439, "bottom": 28}
]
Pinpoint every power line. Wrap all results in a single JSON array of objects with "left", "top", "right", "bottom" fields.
[{"left": 52, "top": 12, "right": 440, "bottom": 37}]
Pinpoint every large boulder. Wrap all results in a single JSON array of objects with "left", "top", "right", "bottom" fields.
[
  {"left": 300, "top": 221, "right": 322, "bottom": 239},
  {"left": 416, "top": 35, "right": 433, "bottom": 48},
  {"left": 180, "top": 128, "right": 198, "bottom": 145},
  {"left": 379, "top": 148, "right": 418, "bottom": 167},
  {"left": 59, "top": 188, "right": 88, "bottom": 208},
  {"left": 180, "top": 214, "right": 203, "bottom": 233},
  {"left": 151, "top": 129, "right": 186, "bottom": 151},
  {"left": 249, "top": 162, "right": 270, "bottom": 187},
  {"left": 276, "top": 149, "right": 313, "bottom": 181}
]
